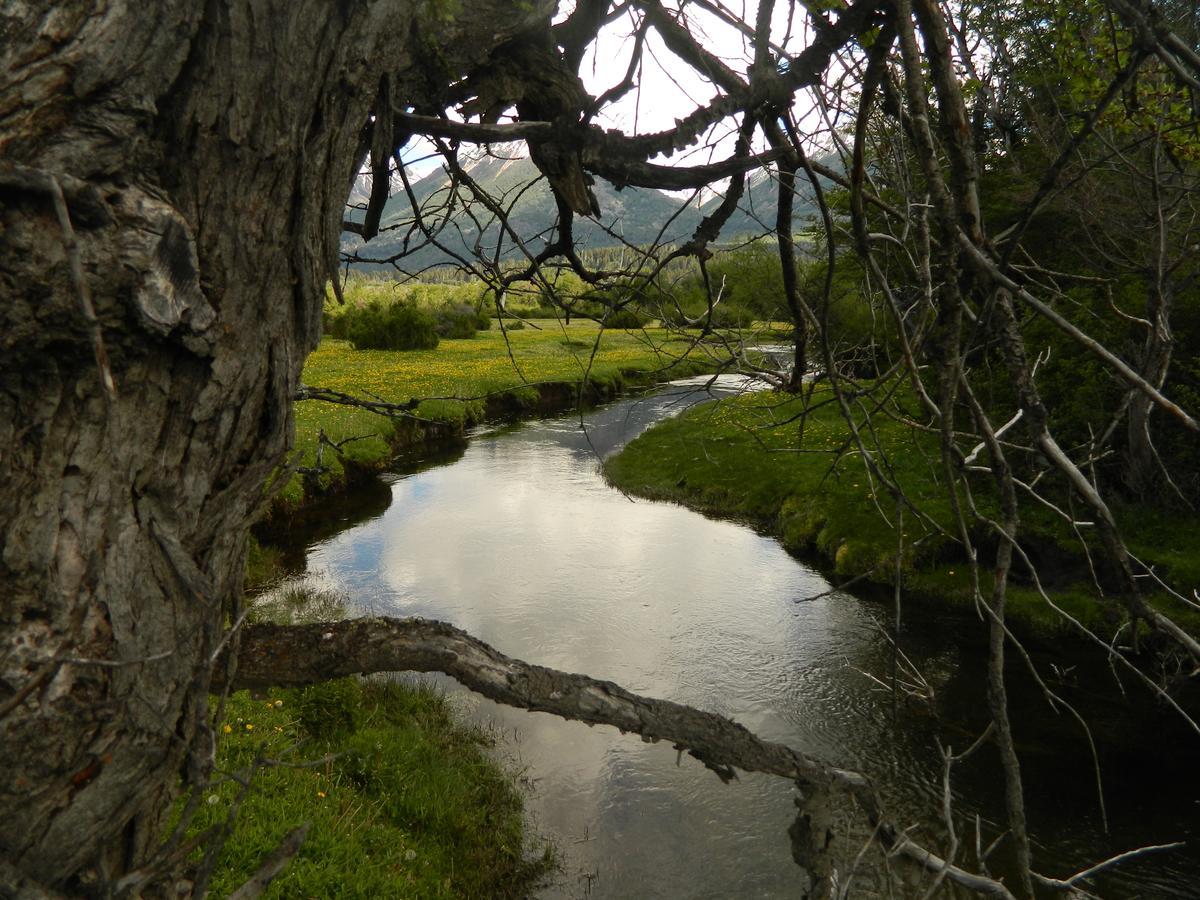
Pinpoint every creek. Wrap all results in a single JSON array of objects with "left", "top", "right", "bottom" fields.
[{"left": 270, "top": 376, "right": 1198, "bottom": 898}]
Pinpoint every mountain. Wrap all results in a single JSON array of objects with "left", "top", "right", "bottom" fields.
[
  {"left": 701, "top": 166, "right": 824, "bottom": 238},
  {"left": 343, "top": 145, "right": 823, "bottom": 270}
]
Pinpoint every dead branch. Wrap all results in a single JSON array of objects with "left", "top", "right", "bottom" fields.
[
  {"left": 295, "top": 384, "right": 424, "bottom": 419},
  {"left": 1033, "top": 841, "right": 1187, "bottom": 893},
  {"left": 227, "top": 823, "right": 311, "bottom": 900},
  {"left": 220, "top": 616, "right": 1018, "bottom": 899}
]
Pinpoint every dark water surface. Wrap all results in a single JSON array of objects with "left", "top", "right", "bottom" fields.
[{"left": 277, "top": 377, "right": 1199, "bottom": 897}]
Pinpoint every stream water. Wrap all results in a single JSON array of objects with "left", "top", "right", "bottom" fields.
[{"left": 272, "top": 377, "right": 1199, "bottom": 898}]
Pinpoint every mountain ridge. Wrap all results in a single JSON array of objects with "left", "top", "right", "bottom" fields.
[{"left": 343, "top": 145, "right": 823, "bottom": 270}]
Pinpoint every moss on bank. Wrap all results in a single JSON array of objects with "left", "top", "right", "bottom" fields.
[
  {"left": 603, "top": 387, "right": 1200, "bottom": 636},
  {"left": 271, "top": 322, "right": 716, "bottom": 517}
]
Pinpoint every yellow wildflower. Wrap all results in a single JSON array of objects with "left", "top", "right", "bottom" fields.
[{"left": 222, "top": 724, "right": 232, "bottom": 734}]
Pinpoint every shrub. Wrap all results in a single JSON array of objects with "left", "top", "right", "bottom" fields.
[
  {"left": 323, "top": 306, "right": 350, "bottom": 339},
  {"left": 346, "top": 300, "right": 439, "bottom": 351},
  {"left": 709, "top": 303, "right": 755, "bottom": 328},
  {"left": 499, "top": 318, "right": 526, "bottom": 330},
  {"left": 657, "top": 300, "right": 754, "bottom": 330},
  {"left": 295, "top": 677, "right": 363, "bottom": 741},
  {"left": 603, "top": 307, "right": 647, "bottom": 329},
  {"left": 433, "top": 302, "right": 487, "bottom": 339}
]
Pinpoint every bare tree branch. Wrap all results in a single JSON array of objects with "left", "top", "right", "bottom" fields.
[
  {"left": 220, "top": 616, "right": 1020, "bottom": 899},
  {"left": 227, "top": 823, "right": 311, "bottom": 900}
]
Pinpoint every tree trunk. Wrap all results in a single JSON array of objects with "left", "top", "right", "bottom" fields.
[
  {"left": 1125, "top": 282, "right": 1174, "bottom": 499},
  {"left": 0, "top": 2, "right": 549, "bottom": 890}
]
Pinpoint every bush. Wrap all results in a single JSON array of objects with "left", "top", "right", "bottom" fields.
[
  {"left": 295, "top": 677, "right": 363, "bottom": 741},
  {"left": 708, "top": 245, "right": 786, "bottom": 319},
  {"left": 433, "top": 302, "right": 488, "bottom": 339},
  {"left": 499, "top": 318, "right": 526, "bottom": 330},
  {"left": 345, "top": 300, "right": 439, "bottom": 351},
  {"left": 515, "top": 299, "right": 607, "bottom": 321},
  {"left": 602, "top": 307, "right": 647, "bottom": 329},
  {"left": 709, "top": 303, "right": 755, "bottom": 328},
  {"left": 323, "top": 306, "right": 350, "bottom": 339},
  {"left": 657, "top": 301, "right": 754, "bottom": 330}
]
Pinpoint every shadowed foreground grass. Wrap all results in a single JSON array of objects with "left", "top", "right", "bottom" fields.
[
  {"left": 604, "top": 386, "right": 1200, "bottom": 636},
  {"left": 191, "top": 583, "right": 552, "bottom": 898}
]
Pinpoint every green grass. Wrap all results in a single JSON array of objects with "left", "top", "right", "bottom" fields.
[
  {"left": 186, "top": 580, "right": 553, "bottom": 897},
  {"left": 245, "top": 535, "right": 287, "bottom": 590},
  {"left": 276, "top": 322, "right": 716, "bottom": 511},
  {"left": 603, "top": 386, "right": 1200, "bottom": 636},
  {"left": 606, "top": 386, "right": 958, "bottom": 571},
  {"left": 191, "top": 680, "right": 551, "bottom": 898},
  {"left": 1116, "top": 501, "right": 1200, "bottom": 598}
]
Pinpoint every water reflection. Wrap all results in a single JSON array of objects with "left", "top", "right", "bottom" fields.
[{"left": 290, "top": 377, "right": 1198, "bottom": 898}]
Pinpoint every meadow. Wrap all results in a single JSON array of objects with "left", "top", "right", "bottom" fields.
[{"left": 276, "top": 319, "right": 718, "bottom": 511}]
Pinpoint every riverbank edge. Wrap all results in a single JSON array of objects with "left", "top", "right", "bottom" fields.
[
  {"left": 600, "top": 466, "right": 1104, "bottom": 643},
  {"left": 218, "top": 581, "right": 557, "bottom": 895},
  {"left": 601, "top": 429, "right": 1199, "bottom": 644},
  {"left": 260, "top": 359, "right": 717, "bottom": 535}
]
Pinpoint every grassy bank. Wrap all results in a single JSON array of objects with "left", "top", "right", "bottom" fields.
[
  {"left": 192, "top": 583, "right": 552, "bottom": 898},
  {"left": 603, "top": 387, "right": 1200, "bottom": 636},
  {"left": 273, "top": 322, "right": 717, "bottom": 515}
]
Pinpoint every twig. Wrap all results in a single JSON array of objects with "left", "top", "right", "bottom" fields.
[
  {"left": 47, "top": 175, "right": 116, "bottom": 398},
  {"left": 227, "top": 823, "right": 312, "bottom": 900},
  {"left": 1033, "top": 841, "right": 1186, "bottom": 892}
]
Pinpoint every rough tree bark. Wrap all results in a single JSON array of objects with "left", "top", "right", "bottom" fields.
[{"left": 0, "top": 2, "right": 551, "bottom": 890}]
